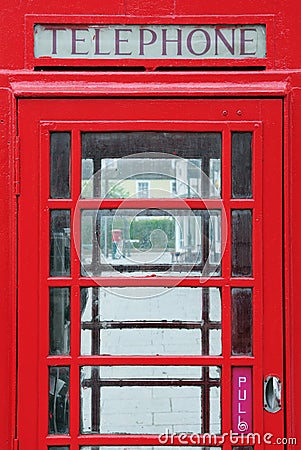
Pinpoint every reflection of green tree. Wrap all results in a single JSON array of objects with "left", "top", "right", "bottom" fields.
[
  {"left": 130, "top": 218, "right": 175, "bottom": 249},
  {"left": 81, "top": 215, "right": 175, "bottom": 254},
  {"left": 106, "top": 183, "right": 130, "bottom": 198}
]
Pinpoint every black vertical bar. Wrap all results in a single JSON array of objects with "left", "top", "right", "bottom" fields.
[
  {"left": 231, "top": 132, "right": 252, "bottom": 199},
  {"left": 91, "top": 212, "right": 101, "bottom": 271},
  {"left": 91, "top": 287, "right": 101, "bottom": 355},
  {"left": 231, "top": 288, "right": 253, "bottom": 355},
  {"left": 202, "top": 211, "right": 210, "bottom": 275},
  {"left": 91, "top": 367, "right": 101, "bottom": 433},
  {"left": 49, "top": 287, "right": 70, "bottom": 355},
  {"left": 50, "top": 132, "right": 71, "bottom": 199},
  {"left": 50, "top": 210, "right": 71, "bottom": 277},
  {"left": 231, "top": 210, "right": 252, "bottom": 277},
  {"left": 202, "top": 156, "right": 210, "bottom": 199},
  {"left": 93, "top": 154, "right": 102, "bottom": 198},
  {"left": 201, "top": 288, "right": 210, "bottom": 433}
]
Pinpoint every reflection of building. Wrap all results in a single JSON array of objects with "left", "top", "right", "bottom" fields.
[
  {"left": 82, "top": 156, "right": 221, "bottom": 198},
  {"left": 81, "top": 209, "right": 221, "bottom": 276}
]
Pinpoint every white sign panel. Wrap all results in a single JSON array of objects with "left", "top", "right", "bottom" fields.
[{"left": 34, "top": 24, "right": 266, "bottom": 60}]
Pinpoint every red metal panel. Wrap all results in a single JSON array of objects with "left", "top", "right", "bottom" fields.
[
  {"left": 0, "top": 0, "right": 300, "bottom": 69},
  {"left": 0, "top": 88, "right": 15, "bottom": 450},
  {"left": 24, "top": 15, "right": 271, "bottom": 69},
  {"left": 286, "top": 87, "right": 301, "bottom": 448},
  {"left": 125, "top": 0, "right": 175, "bottom": 15},
  {"left": 17, "top": 97, "right": 284, "bottom": 449}
]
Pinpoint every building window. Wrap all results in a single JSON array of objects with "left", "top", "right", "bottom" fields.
[{"left": 136, "top": 181, "right": 150, "bottom": 198}]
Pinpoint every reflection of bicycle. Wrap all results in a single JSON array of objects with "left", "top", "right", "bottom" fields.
[
  {"left": 112, "top": 241, "right": 124, "bottom": 259},
  {"left": 139, "top": 237, "right": 151, "bottom": 249}
]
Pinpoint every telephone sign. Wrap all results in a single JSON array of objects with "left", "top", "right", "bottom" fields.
[{"left": 34, "top": 24, "right": 266, "bottom": 60}]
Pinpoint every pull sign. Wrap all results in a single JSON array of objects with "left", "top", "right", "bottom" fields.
[{"left": 232, "top": 367, "right": 253, "bottom": 433}]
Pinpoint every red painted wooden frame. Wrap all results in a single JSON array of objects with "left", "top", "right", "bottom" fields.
[{"left": 17, "top": 97, "right": 283, "bottom": 449}]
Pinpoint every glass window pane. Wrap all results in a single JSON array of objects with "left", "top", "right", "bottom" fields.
[
  {"left": 81, "top": 132, "right": 221, "bottom": 199},
  {"left": 80, "top": 366, "right": 221, "bottom": 435},
  {"left": 49, "top": 367, "right": 70, "bottom": 434},
  {"left": 81, "top": 209, "right": 221, "bottom": 277},
  {"left": 232, "top": 288, "right": 253, "bottom": 355},
  {"left": 50, "top": 288, "right": 70, "bottom": 355},
  {"left": 81, "top": 447, "right": 222, "bottom": 450},
  {"left": 49, "top": 447, "right": 69, "bottom": 450},
  {"left": 233, "top": 448, "right": 253, "bottom": 450},
  {"left": 81, "top": 448, "right": 222, "bottom": 450},
  {"left": 50, "top": 210, "right": 71, "bottom": 277},
  {"left": 81, "top": 287, "right": 221, "bottom": 356},
  {"left": 231, "top": 210, "right": 252, "bottom": 277},
  {"left": 50, "top": 132, "right": 71, "bottom": 199},
  {"left": 232, "top": 132, "right": 252, "bottom": 198}
]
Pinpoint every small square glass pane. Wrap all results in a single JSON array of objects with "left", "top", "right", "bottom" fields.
[
  {"left": 49, "top": 367, "right": 70, "bottom": 434},
  {"left": 81, "top": 448, "right": 222, "bottom": 450},
  {"left": 80, "top": 287, "right": 221, "bottom": 356},
  {"left": 80, "top": 365, "right": 221, "bottom": 435},
  {"left": 49, "top": 447, "right": 69, "bottom": 450},
  {"left": 232, "top": 288, "right": 253, "bottom": 355},
  {"left": 81, "top": 132, "right": 221, "bottom": 199},
  {"left": 50, "top": 210, "right": 71, "bottom": 277},
  {"left": 49, "top": 287, "right": 70, "bottom": 355},
  {"left": 81, "top": 209, "right": 221, "bottom": 277},
  {"left": 231, "top": 210, "right": 252, "bottom": 277},
  {"left": 232, "top": 132, "right": 252, "bottom": 199},
  {"left": 50, "top": 132, "right": 71, "bottom": 199}
]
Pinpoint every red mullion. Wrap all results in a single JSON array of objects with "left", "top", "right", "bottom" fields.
[
  {"left": 69, "top": 285, "right": 81, "bottom": 442},
  {"left": 260, "top": 101, "right": 284, "bottom": 443},
  {"left": 76, "top": 434, "right": 224, "bottom": 446},
  {"left": 38, "top": 282, "right": 50, "bottom": 444},
  {"left": 78, "top": 197, "right": 222, "bottom": 210},
  {"left": 69, "top": 130, "right": 82, "bottom": 448},
  {"left": 47, "top": 199, "right": 74, "bottom": 209},
  {"left": 252, "top": 123, "right": 264, "bottom": 440},
  {"left": 39, "top": 119, "right": 223, "bottom": 132},
  {"left": 73, "top": 355, "right": 228, "bottom": 366},
  {"left": 229, "top": 199, "right": 255, "bottom": 209},
  {"left": 76, "top": 276, "right": 226, "bottom": 288},
  {"left": 229, "top": 278, "right": 254, "bottom": 287},
  {"left": 39, "top": 126, "right": 52, "bottom": 446},
  {"left": 221, "top": 126, "right": 231, "bottom": 281},
  {"left": 221, "top": 127, "right": 232, "bottom": 443},
  {"left": 45, "top": 436, "right": 72, "bottom": 448},
  {"left": 222, "top": 285, "right": 232, "bottom": 439},
  {"left": 71, "top": 129, "right": 82, "bottom": 280}
]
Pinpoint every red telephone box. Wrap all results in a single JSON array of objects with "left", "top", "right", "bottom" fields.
[{"left": 0, "top": 2, "right": 301, "bottom": 450}]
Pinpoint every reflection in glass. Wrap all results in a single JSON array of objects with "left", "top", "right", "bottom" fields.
[
  {"left": 81, "top": 209, "right": 221, "bottom": 277},
  {"left": 49, "top": 367, "right": 70, "bottom": 434},
  {"left": 49, "top": 447, "right": 70, "bottom": 450},
  {"left": 232, "top": 132, "right": 252, "bottom": 199},
  {"left": 81, "top": 447, "right": 222, "bottom": 450},
  {"left": 80, "top": 287, "right": 221, "bottom": 355},
  {"left": 50, "top": 210, "right": 71, "bottom": 277},
  {"left": 231, "top": 288, "right": 253, "bottom": 355},
  {"left": 231, "top": 210, "right": 252, "bottom": 277},
  {"left": 50, "top": 132, "right": 71, "bottom": 199},
  {"left": 81, "top": 132, "right": 221, "bottom": 199},
  {"left": 233, "top": 448, "right": 253, "bottom": 450},
  {"left": 80, "top": 366, "right": 221, "bottom": 435},
  {"left": 50, "top": 288, "right": 70, "bottom": 355}
]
